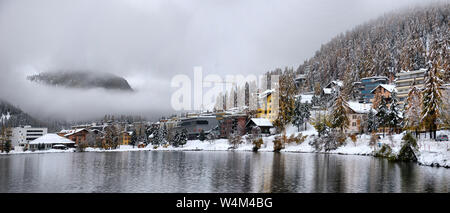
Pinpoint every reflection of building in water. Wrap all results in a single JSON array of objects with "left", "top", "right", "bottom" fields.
[
  {"left": 261, "top": 155, "right": 274, "bottom": 192},
  {"left": 343, "top": 156, "right": 371, "bottom": 192}
]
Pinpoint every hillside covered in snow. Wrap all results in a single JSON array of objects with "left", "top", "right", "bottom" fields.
[{"left": 291, "top": 3, "right": 449, "bottom": 91}]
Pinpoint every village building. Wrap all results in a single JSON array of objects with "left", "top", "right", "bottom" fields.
[
  {"left": 353, "top": 76, "right": 389, "bottom": 103},
  {"left": 219, "top": 114, "right": 248, "bottom": 138},
  {"left": 62, "top": 128, "right": 89, "bottom": 145},
  {"left": 321, "top": 80, "right": 343, "bottom": 103},
  {"left": 395, "top": 69, "right": 426, "bottom": 105},
  {"left": 344, "top": 102, "right": 375, "bottom": 134},
  {"left": 246, "top": 118, "right": 273, "bottom": 135},
  {"left": 256, "top": 89, "right": 278, "bottom": 122},
  {"left": 119, "top": 131, "right": 132, "bottom": 145},
  {"left": 294, "top": 74, "right": 308, "bottom": 92},
  {"left": 177, "top": 116, "right": 219, "bottom": 140},
  {"left": 29, "top": 134, "right": 75, "bottom": 151},
  {"left": 370, "top": 84, "right": 397, "bottom": 109},
  {"left": 11, "top": 126, "right": 47, "bottom": 149}
]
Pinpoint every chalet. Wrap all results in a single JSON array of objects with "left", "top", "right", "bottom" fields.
[
  {"left": 370, "top": 84, "right": 397, "bottom": 109},
  {"left": 321, "top": 80, "right": 343, "bottom": 103},
  {"left": 63, "top": 128, "right": 90, "bottom": 145},
  {"left": 246, "top": 118, "right": 273, "bottom": 135},
  {"left": 345, "top": 102, "right": 376, "bottom": 134}
]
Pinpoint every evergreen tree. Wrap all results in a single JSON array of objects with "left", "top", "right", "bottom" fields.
[
  {"left": 130, "top": 130, "right": 137, "bottom": 148},
  {"left": 292, "top": 96, "right": 311, "bottom": 132},
  {"left": 367, "top": 108, "right": 378, "bottom": 133},
  {"left": 179, "top": 129, "right": 188, "bottom": 147},
  {"left": 387, "top": 91, "right": 402, "bottom": 134},
  {"left": 376, "top": 97, "right": 390, "bottom": 137},
  {"left": 198, "top": 129, "right": 206, "bottom": 141},
  {"left": 171, "top": 131, "right": 181, "bottom": 147},
  {"left": 421, "top": 65, "right": 444, "bottom": 139},
  {"left": 330, "top": 93, "right": 350, "bottom": 133}
]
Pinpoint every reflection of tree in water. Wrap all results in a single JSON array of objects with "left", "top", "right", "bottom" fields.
[
  {"left": 399, "top": 162, "right": 419, "bottom": 192},
  {"left": 269, "top": 153, "right": 287, "bottom": 192},
  {"left": 209, "top": 152, "right": 254, "bottom": 193},
  {"left": 312, "top": 154, "right": 345, "bottom": 192}
]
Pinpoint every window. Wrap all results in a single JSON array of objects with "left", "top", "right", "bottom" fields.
[
  {"left": 352, "top": 122, "right": 357, "bottom": 127},
  {"left": 181, "top": 122, "right": 191, "bottom": 126},
  {"left": 352, "top": 115, "right": 357, "bottom": 119},
  {"left": 196, "top": 120, "right": 208, "bottom": 125}
]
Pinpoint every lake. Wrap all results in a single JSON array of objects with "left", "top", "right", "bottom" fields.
[{"left": 0, "top": 151, "right": 449, "bottom": 192}]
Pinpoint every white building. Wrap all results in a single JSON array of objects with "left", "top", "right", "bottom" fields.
[
  {"left": 29, "top": 134, "right": 75, "bottom": 151},
  {"left": 345, "top": 102, "right": 375, "bottom": 134},
  {"left": 11, "top": 126, "right": 48, "bottom": 148}
]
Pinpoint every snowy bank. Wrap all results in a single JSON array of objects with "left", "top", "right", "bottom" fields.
[{"left": 2, "top": 125, "right": 449, "bottom": 168}]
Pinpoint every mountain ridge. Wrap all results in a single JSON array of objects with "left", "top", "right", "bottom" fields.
[{"left": 27, "top": 70, "right": 134, "bottom": 91}]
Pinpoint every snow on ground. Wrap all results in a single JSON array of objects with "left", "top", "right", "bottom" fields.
[
  {"left": 2, "top": 125, "right": 449, "bottom": 168},
  {"left": 0, "top": 148, "right": 76, "bottom": 155}
]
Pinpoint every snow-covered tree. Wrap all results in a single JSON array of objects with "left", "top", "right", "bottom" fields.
[
  {"left": 330, "top": 93, "right": 349, "bottom": 133},
  {"left": 292, "top": 96, "right": 311, "bottom": 131},
  {"left": 421, "top": 65, "right": 444, "bottom": 139},
  {"left": 151, "top": 125, "right": 167, "bottom": 145},
  {"left": 387, "top": 91, "right": 402, "bottom": 134},
  {"left": 179, "top": 129, "right": 188, "bottom": 147},
  {"left": 403, "top": 86, "right": 422, "bottom": 137},
  {"left": 104, "top": 125, "right": 119, "bottom": 149},
  {"left": 130, "top": 130, "right": 138, "bottom": 148},
  {"left": 366, "top": 108, "right": 378, "bottom": 133},
  {"left": 171, "top": 131, "right": 181, "bottom": 147},
  {"left": 273, "top": 68, "right": 297, "bottom": 133},
  {"left": 376, "top": 97, "right": 389, "bottom": 137}
]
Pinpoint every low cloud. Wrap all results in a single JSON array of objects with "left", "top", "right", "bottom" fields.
[{"left": 0, "top": 0, "right": 428, "bottom": 121}]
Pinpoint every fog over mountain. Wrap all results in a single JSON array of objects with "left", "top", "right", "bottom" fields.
[
  {"left": 27, "top": 71, "right": 134, "bottom": 91},
  {"left": 0, "top": 0, "right": 432, "bottom": 122}
]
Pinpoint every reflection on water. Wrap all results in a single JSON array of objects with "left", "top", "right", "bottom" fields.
[{"left": 0, "top": 151, "right": 449, "bottom": 192}]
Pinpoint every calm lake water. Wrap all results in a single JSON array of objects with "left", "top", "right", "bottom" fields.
[{"left": 0, "top": 151, "right": 449, "bottom": 193}]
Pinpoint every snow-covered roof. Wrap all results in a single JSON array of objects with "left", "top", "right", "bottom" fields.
[
  {"left": 396, "top": 68, "right": 427, "bottom": 76},
  {"left": 29, "top": 134, "right": 75, "bottom": 145},
  {"left": 258, "top": 89, "right": 275, "bottom": 99},
  {"left": 347, "top": 102, "right": 376, "bottom": 114},
  {"left": 295, "top": 74, "right": 307, "bottom": 79},
  {"left": 249, "top": 118, "right": 273, "bottom": 127},
  {"left": 360, "top": 76, "right": 389, "bottom": 81},
  {"left": 323, "top": 88, "right": 332, "bottom": 94},
  {"left": 371, "top": 84, "right": 397, "bottom": 94},
  {"left": 295, "top": 94, "right": 313, "bottom": 103},
  {"left": 333, "top": 80, "right": 343, "bottom": 87},
  {"left": 325, "top": 80, "right": 343, "bottom": 88},
  {"left": 64, "top": 128, "right": 88, "bottom": 137}
]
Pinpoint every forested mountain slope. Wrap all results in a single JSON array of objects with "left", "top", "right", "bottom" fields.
[{"left": 294, "top": 3, "right": 449, "bottom": 91}]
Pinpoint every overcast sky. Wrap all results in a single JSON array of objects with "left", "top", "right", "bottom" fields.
[{"left": 0, "top": 0, "right": 430, "bottom": 122}]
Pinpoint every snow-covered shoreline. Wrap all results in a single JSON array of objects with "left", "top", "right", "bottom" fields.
[{"left": 2, "top": 126, "right": 449, "bottom": 168}]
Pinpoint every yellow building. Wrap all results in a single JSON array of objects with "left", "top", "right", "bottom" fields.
[
  {"left": 256, "top": 89, "right": 278, "bottom": 122},
  {"left": 120, "top": 131, "right": 131, "bottom": 145}
]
